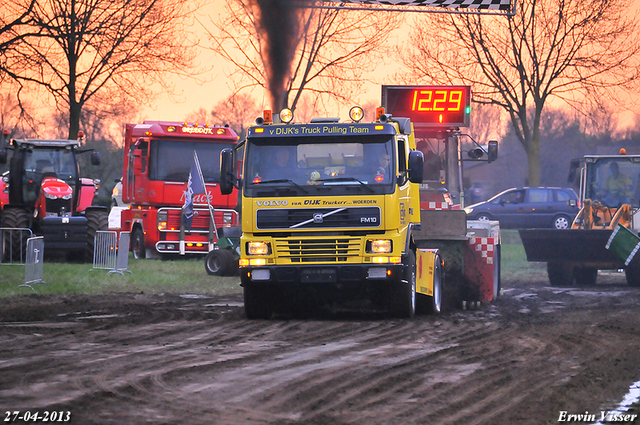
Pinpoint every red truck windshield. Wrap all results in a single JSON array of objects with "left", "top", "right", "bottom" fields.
[{"left": 149, "top": 140, "right": 235, "bottom": 183}]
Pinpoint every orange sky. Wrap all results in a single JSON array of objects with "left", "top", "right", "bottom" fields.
[{"left": 139, "top": 0, "right": 640, "bottom": 131}]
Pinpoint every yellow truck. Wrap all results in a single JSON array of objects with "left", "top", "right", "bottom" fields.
[{"left": 219, "top": 86, "right": 500, "bottom": 318}]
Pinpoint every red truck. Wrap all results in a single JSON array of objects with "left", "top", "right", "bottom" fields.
[{"left": 117, "top": 121, "right": 240, "bottom": 266}]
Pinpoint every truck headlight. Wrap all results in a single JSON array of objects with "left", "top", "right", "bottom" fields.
[
  {"left": 157, "top": 211, "right": 168, "bottom": 231},
  {"left": 464, "top": 207, "right": 474, "bottom": 215},
  {"left": 367, "top": 239, "right": 392, "bottom": 253},
  {"left": 247, "top": 241, "right": 271, "bottom": 255}
]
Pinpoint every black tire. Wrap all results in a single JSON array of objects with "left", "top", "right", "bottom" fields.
[
  {"left": 391, "top": 250, "right": 416, "bottom": 318},
  {"left": 574, "top": 267, "right": 598, "bottom": 286},
  {"left": 1, "top": 207, "right": 30, "bottom": 263},
  {"left": 85, "top": 209, "right": 108, "bottom": 262},
  {"left": 131, "top": 228, "right": 146, "bottom": 259},
  {"left": 476, "top": 213, "right": 491, "bottom": 222},
  {"left": 625, "top": 262, "right": 640, "bottom": 287},
  {"left": 204, "top": 249, "right": 233, "bottom": 276},
  {"left": 553, "top": 214, "right": 571, "bottom": 230},
  {"left": 547, "top": 262, "right": 574, "bottom": 286},
  {"left": 244, "top": 285, "right": 272, "bottom": 319}
]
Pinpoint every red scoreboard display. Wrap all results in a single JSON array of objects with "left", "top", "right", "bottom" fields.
[{"left": 381, "top": 85, "right": 471, "bottom": 127}]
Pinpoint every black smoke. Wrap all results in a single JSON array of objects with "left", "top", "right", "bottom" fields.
[{"left": 250, "top": 0, "right": 302, "bottom": 110}]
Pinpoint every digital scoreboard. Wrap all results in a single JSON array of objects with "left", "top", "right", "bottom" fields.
[{"left": 381, "top": 85, "right": 471, "bottom": 127}]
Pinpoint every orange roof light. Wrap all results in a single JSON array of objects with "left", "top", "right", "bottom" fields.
[{"left": 263, "top": 110, "right": 273, "bottom": 124}]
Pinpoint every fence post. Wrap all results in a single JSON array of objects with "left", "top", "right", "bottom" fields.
[
  {"left": 1, "top": 227, "right": 34, "bottom": 265},
  {"left": 91, "top": 230, "right": 117, "bottom": 272},
  {"left": 110, "top": 232, "right": 132, "bottom": 275},
  {"left": 20, "top": 236, "right": 45, "bottom": 290}
]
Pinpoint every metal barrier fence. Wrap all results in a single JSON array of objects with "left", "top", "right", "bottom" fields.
[
  {"left": 111, "top": 232, "right": 131, "bottom": 275},
  {"left": 92, "top": 231, "right": 132, "bottom": 275},
  {"left": 1, "top": 227, "right": 34, "bottom": 265},
  {"left": 92, "top": 230, "right": 118, "bottom": 271},
  {"left": 21, "top": 236, "right": 45, "bottom": 289}
]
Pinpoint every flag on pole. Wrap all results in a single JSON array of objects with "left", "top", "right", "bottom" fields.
[{"left": 182, "top": 151, "right": 207, "bottom": 231}]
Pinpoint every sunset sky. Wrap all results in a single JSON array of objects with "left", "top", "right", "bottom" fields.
[{"left": 138, "top": 0, "right": 640, "bottom": 130}]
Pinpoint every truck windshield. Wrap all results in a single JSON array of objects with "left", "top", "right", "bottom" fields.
[
  {"left": 243, "top": 135, "right": 395, "bottom": 196},
  {"left": 587, "top": 158, "right": 640, "bottom": 207},
  {"left": 149, "top": 140, "right": 235, "bottom": 182}
]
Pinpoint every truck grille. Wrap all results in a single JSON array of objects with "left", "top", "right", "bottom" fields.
[
  {"left": 164, "top": 208, "right": 237, "bottom": 231},
  {"left": 257, "top": 207, "right": 380, "bottom": 230},
  {"left": 274, "top": 237, "right": 360, "bottom": 262}
]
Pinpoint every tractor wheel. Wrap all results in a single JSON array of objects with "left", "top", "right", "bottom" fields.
[
  {"left": 85, "top": 209, "right": 108, "bottom": 262},
  {"left": 244, "top": 285, "right": 272, "bottom": 319},
  {"left": 131, "top": 228, "right": 146, "bottom": 260},
  {"left": 625, "top": 262, "right": 640, "bottom": 287},
  {"left": 390, "top": 250, "right": 416, "bottom": 318},
  {"left": 1, "top": 207, "right": 31, "bottom": 263},
  {"left": 547, "top": 262, "right": 574, "bottom": 286},
  {"left": 574, "top": 267, "right": 598, "bottom": 286},
  {"left": 204, "top": 249, "right": 233, "bottom": 276}
]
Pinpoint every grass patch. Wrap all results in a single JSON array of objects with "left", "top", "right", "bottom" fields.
[
  {"left": 1, "top": 230, "right": 548, "bottom": 298},
  {"left": 0, "top": 255, "right": 242, "bottom": 298},
  {"left": 500, "top": 229, "right": 547, "bottom": 285}
]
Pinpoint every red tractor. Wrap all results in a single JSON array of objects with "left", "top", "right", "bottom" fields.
[{"left": 0, "top": 131, "right": 107, "bottom": 262}]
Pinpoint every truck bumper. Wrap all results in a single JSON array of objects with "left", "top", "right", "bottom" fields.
[{"left": 240, "top": 263, "right": 407, "bottom": 305}]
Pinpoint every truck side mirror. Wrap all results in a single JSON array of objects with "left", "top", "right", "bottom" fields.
[
  {"left": 488, "top": 140, "right": 498, "bottom": 162},
  {"left": 133, "top": 149, "right": 143, "bottom": 174},
  {"left": 91, "top": 151, "right": 101, "bottom": 166},
  {"left": 219, "top": 148, "right": 235, "bottom": 195},
  {"left": 407, "top": 150, "right": 424, "bottom": 184}
]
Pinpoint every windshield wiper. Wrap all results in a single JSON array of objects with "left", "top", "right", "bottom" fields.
[
  {"left": 316, "top": 177, "right": 374, "bottom": 193},
  {"left": 253, "top": 179, "right": 309, "bottom": 194}
]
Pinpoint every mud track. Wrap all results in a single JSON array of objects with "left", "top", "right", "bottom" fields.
[{"left": 2, "top": 274, "right": 640, "bottom": 425}]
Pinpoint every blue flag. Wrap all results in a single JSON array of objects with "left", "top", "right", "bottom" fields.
[{"left": 182, "top": 151, "right": 207, "bottom": 230}]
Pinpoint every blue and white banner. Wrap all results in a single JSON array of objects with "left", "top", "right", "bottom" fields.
[{"left": 182, "top": 151, "right": 207, "bottom": 230}]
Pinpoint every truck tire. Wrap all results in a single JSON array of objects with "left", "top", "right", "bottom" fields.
[
  {"left": 418, "top": 253, "right": 442, "bottom": 315},
  {"left": 204, "top": 249, "right": 233, "bottom": 276},
  {"left": 244, "top": 285, "right": 272, "bottom": 319},
  {"left": 547, "top": 262, "right": 574, "bottom": 286},
  {"left": 391, "top": 251, "right": 416, "bottom": 318},
  {"left": 574, "top": 267, "right": 598, "bottom": 286},
  {"left": 85, "top": 209, "right": 108, "bottom": 262},
  {"left": 1, "top": 207, "right": 30, "bottom": 263},
  {"left": 131, "top": 228, "right": 146, "bottom": 259}
]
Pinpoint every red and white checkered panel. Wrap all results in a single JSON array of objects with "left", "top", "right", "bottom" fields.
[
  {"left": 469, "top": 237, "right": 495, "bottom": 265},
  {"left": 421, "top": 201, "right": 451, "bottom": 211},
  {"left": 464, "top": 237, "right": 497, "bottom": 302}
]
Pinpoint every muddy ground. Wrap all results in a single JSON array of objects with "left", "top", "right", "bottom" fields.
[{"left": 2, "top": 272, "right": 640, "bottom": 425}]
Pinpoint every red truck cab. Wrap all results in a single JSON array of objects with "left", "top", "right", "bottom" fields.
[{"left": 119, "top": 121, "right": 240, "bottom": 259}]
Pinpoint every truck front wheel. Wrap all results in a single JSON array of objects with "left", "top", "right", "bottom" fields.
[
  {"left": 131, "top": 229, "right": 146, "bottom": 259},
  {"left": 244, "top": 284, "right": 272, "bottom": 319},
  {"left": 391, "top": 251, "right": 416, "bottom": 318}
]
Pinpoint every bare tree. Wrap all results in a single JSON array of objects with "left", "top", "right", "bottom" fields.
[
  {"left": 0, "top": 0, "right": 198, "bottom": 140},
  {"left": 404, "top": 0, "right": 640, "bottom": 185},
  {"left": 207, "top": 0, "right": 401, "bottom": 111}
]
